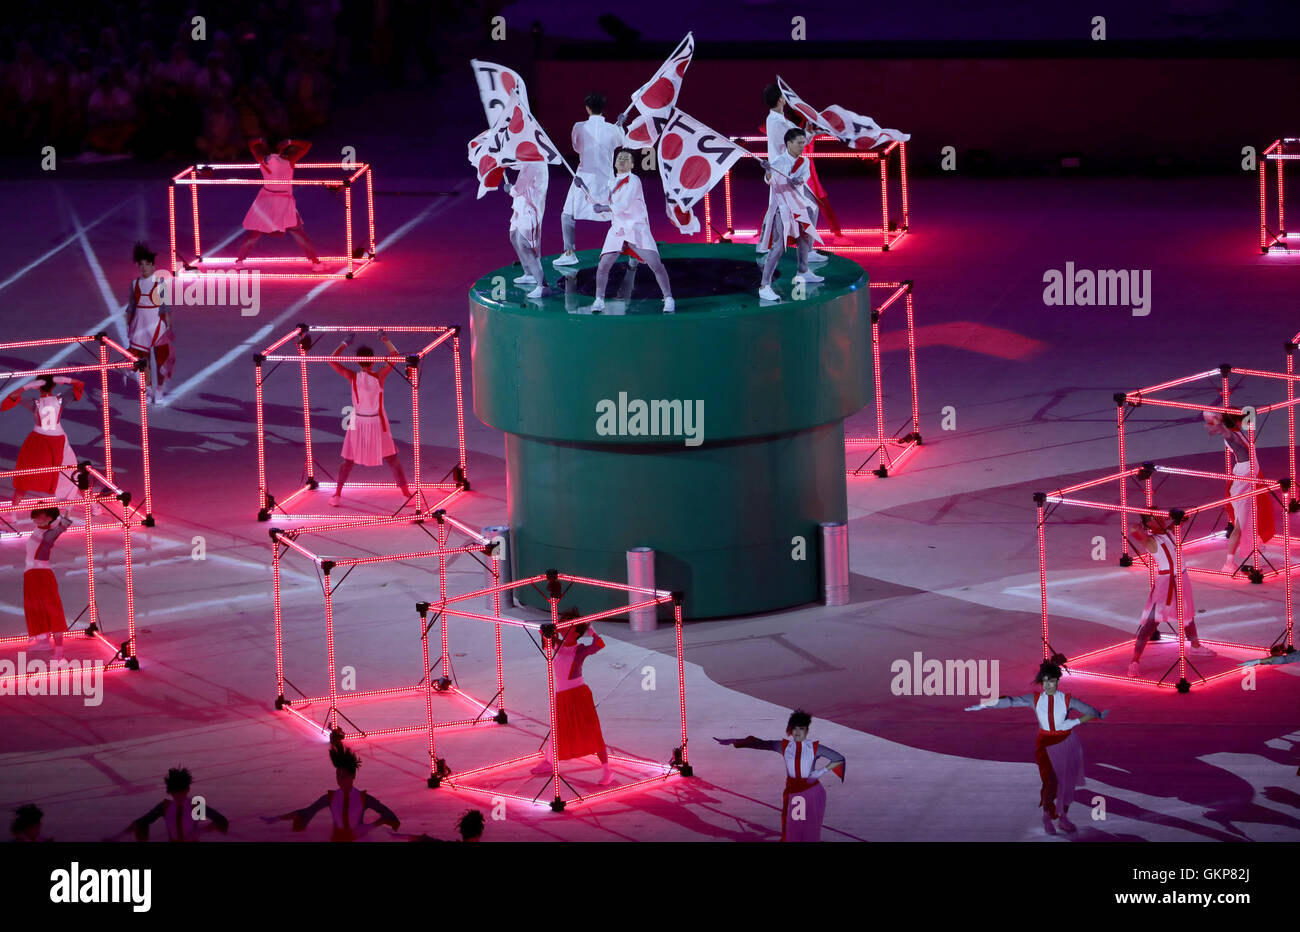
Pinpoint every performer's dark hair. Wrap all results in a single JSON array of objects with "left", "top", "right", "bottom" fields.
[
  {"left": 11, "top": 804, "right": 42, "bottom": 835},
  {"left": 29, "top": 507, "right": 60, "bottom": 521},
  {"left": 164, "top": 767, "right": 192, "bottom": 793},
  {"left": 1033, "top": 660, "right": 1064, "bottom": 683},
  {"left": 356, "top": 346, "right": 374, "bottom": 357},
  {"left": 456, "top": 809, "right": 485, "bottom": 840},
  {"left": 38, "top": 376, "right": 55, "bottom": 392},
  {"left": 132, "top": 241, "right": 156, "bottom": 264},
  {"left": 559, "top": 608, "right": 588, "bottom": 639},
  {"left": 786, "top": 709, "right": 812, "bottom": 732},
  {"left": 783, "top": 127, "right": 806, "bottom": 145},
  {"left": 584, "top": 92, "right": 605, "bottom": 114},
  {"left": 330, "top": 744, "right": 360, "bottom": 774},
  {"left": 1221, "top": 412, "right": 1242, "bottom": 430},
  {"left": 763, "top": 83, "right": 782, "bottom": 109}
]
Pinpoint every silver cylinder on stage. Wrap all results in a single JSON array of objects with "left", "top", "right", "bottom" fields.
[
  {"left": 820, "top": 522, "right": 849, "bottom": 606},
  {"left": 483, "top": 525, "right": 512, "bottom": 609},
  {"left": 627, "top": 547, "right": 657, "bottom": 632}
]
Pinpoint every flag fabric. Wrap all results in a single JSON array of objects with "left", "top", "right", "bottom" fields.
[
  {"left": 656, "top": 109, "right": 746, "bottom": 230},
  {"left": 622, "top": 33, "right": 694, "bottom": 148},
  {"left": 818, "top": 104, "right": 910, "bottom": 150},
  {"left": 468, "top": 94, "right": 564, "bottom": 199},
  {"left": 470, "top": 59, "right": 530, "bottom": 123},
  {"left": 776, "top": 76, "right": 834, "bottom": 135}
]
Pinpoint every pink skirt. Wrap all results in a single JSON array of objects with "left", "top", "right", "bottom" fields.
[
  {"left": 341, "top": 414, "right": 396, "bottom": 466},
  {"left": 243, "top": 189, "right": 302, "bottom": 233},
  {"left": 24, "top": 568, "right": 67, "bottom": 636},
  {"left": 555, "top": 684, "right": 607, "bottom": 760},
  {"left": 781, "top": 779, "right": 827, "bottom": 842}
]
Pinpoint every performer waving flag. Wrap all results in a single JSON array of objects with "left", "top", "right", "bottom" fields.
[
  {"left": 470, "top": 59, "right": 530, "bottom": 121},
  {"left": 468, "top": 91, "right": 565, "bottom": 199},
  {"left": 777, "top": 75, "right": 910, "bottom": 150},
  {"left": 771, "top": 77, "right": 837, "bottom": 254},
  {"left": 619, "top": 32, "right": 694, "bottom": 149},
  {"left": 656, "top": 109, "right": 746, "bottom": 236}
]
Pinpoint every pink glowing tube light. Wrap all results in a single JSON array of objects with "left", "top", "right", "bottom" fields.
[
  {"left": 423, "top": 571, "right": 688, "bottom": 812},
  {"left": 168, "top": 161, "right": 377, "bottom": 279},
  {"left": 1259, "top": 139, "right": 1296, "bottom": 254},
  {"left": 270, "top": 512, "right": 505, "bottom": 742},
  {"left": 846, "top": 282, "right": 922, "bottom": 478},
  {"left": 253, "top": 324, "right": 469, "bottom": 524},
  {"left": 1034, "top": 466, "right": 1293, "bottom": 692},
  {"left": 701, "top": 134, "right": 909, "bottom": 253}
]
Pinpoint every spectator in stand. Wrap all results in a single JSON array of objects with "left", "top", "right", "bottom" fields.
[
  {"left": 196, "top": 89, "right": 242, "bottom": 161},
  {"left": 192, "top": 51, "right": 232, "bottom": 100},
  {"left": 86, "top": 67, "right": 136, "bottom": 153},
  {"left": 159, "top": 41, "right": 196, "bottom": 89}
]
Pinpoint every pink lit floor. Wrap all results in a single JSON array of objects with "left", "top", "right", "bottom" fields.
[{"left": 1, "top": 164, "right": 1298, "bottom": 842}]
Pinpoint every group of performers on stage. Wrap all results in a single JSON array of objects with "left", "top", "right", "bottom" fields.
[{"left": 495, "top": 84, "right": 834, "bottom": 310}]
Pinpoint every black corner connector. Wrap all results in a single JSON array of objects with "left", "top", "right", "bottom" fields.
[
  {"left": 124, "top": 656, "right": 140, "bottom": 671},
  {"left": 274, "top": 695, "right": 286, "bottom": 710},
  {"left": 1137, "top": 462, "right": 1155, "bottom": 480},
  {"left": 1279, "top": 478, "right": 1292, "bottom": 493},
  {"left": 405, "top": 354, "right": 420, "bottom": 369},
  {"left": 540, "top": 622, "right": 557, "bottom": 642},
  {"left": 432, "top": 509, "right": 446, "bottom": 524},
  {"left": 415, "top": 601, "right": 430, "bottom": 615},
  {"left": 306, "top": 477, "right": 319, "bottom": 491},
  {"left": 1032, "top": 491, "right": 1047, "bottom": 505},
  {"left": 546, "top": 570, "right": 561, "bottom": 599},
  {"left": 671, "top": 590, "right": 685, "bottom": 606},
  {"left": 1219, "top": 364, "right": 1232, "bottom": 376},
  {"left": 320, "top": 559, "right": 336, "bottom": 574},
  {"left": 118, "top": 491, "right": 131, "bottom": 507},
  {"left": 95, "top": 331, "right": 108, "bottom": 342},
  {"left": 870, "top": 310, "right": 881, "bottom": 324},
  {"left": 1113, "top": 392, "right": 1127, "bottom": 406},
  {"left": 1176, "top": 678, "right": 1191, "bottom": 694},
  {"left": 493, "top": 709, "right": 508, "bottom": 725},
  {"left": 257, "top": 508, "right": 271, "bottom": 522},
  {"left": 133, "top": 356, "right": 149, "bottom": 372},
  {"left": 296, "top": 322, "right": 310, "bottom": 335},
  {"left": 269, "top": 527, "right": 282, "bottom": 542},
  {"left": 141, "top": 515, "right": 155, "bottom": 528},
  {"left": 253, "top": 353, "right": 266, "bottom": 365},
  {"left": 1287, "top": 341, "right": 1298, "bottom": 354},
  {"left": 1168, "top": 508, "right": 1186, "bottom": 525}
]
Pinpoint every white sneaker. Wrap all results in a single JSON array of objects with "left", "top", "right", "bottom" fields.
[
  {"left": 793, "top": 270, "right": 825, "bottom": 284},
  {"left": 553, "top": 253, "right": 579, "bottom": 267},
  {"left": 662, "top": 297, "right": 675, "bottom": 314},
  {"left": 514, "top": 273, "right": 537, "bottom": 285},
  {"left": 154, "top": 388, "right": 167, "bottom": 406},
  {"left": 807, "top": 251, "right": 830, "bottom": 264},
  {"left": 329, "top": 494, "right": 341, "bottom": 507},
  {"left": 1187, "top": 644, "right": 1218, "bottom": 658},
  {"left": 145, "top": 386, "right": 156, "bottom": 404},
  {"left": 525, "top": 285, "right": 549, "bottom": 299},
  {"left": 591, "top": 297, "right": 605, "bottom": 312},
  {"left": 1127, "top": 661, "right": 1140, "bottom": 677},
  {"left": 32, "top": 635, "right": 52, "bottom": 652},
  {"left": 758, "top": 286, "right": 780, "bottom": 302}
]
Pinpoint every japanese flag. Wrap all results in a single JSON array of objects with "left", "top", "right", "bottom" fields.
[
  {"left": 657, "top": 109, "right": 745, "bottom": 228},
  {"left": 470, "top": 59, "right": 531, "bottom": 123},
  {"left": 623, "top": 33, "right": 694, "bottom": 148},
  {"left": 468, "top": 93, "right": 563, "bottom": 199},
  {"left": 776, "top": 76, "right": 834, "bottom": 136},
  {"left": 818, "top": 104, "right": 910, "bottom": 150}
]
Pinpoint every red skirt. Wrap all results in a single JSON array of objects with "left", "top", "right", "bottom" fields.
[
  {"left": 23, "top": 568, "right": 67, "bottom": 636},
  {"left": 14, "top": 432, "right": 69, "bottom": 495},
  {"left": 555, "top": 684, "right": 606, "bottom": 760}
]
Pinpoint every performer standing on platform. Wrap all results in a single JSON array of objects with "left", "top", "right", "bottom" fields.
[
  {"left": 965, "top": 660, "right": 1108, "bottom": 835},
  {"left": 1127, "top": 514, "right": 1216, "bottom": 676},
  {"left": 501, "top": 161, "right": 549, "bottom": 298},
  {"left": 758, "top": 84, "right": 830, "bottom": 264},
  {"left": 532, "top": 613, "right": 614, "bottom": 784},
  {"left": 554, "top": 93, "right": 626, "bottom": 267},
  {"left": 235, "top": 137, "right": 325, "bottom": 271},
  {"left": 4, "top": 376, "right": 84, "bottom": 504},
  {"left": 715, "top": 709, "right": 846, "bottom": 842},
  {"left": 758, "top": 129, "right": 823, "bottom": 302},
  {"left": 267, "top": 744, "right": 401, "bottom": 841},
  {"left": 591, "top": 149, "right": 674, "bottom": 314},
  {"left": 22, "top": 508, "right": 72, "bottom": 658},
  {"left": 126, "top": 242, "right": 174, "bottom": 404},
  {"left": 112, "top": 768, "right": 230, "bottom": 842},
  {"left": 327, "top": 330, "right": 412, "bottom": 506},
  {"left": 1204, "top": 411, "right": 1275, "bottom": 573}
]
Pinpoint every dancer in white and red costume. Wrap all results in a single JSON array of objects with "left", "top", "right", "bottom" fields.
[
  {"left": 533, "top": 613, "right": 614, "bottom": 784},
  {"left": 1126, "top": 513, "right": 1215, "bottom": 676},
  {"left": 269, "top": 744, "right": 400, "bottom": 842},
  {"left": 965, "top": 660, "right": 1108, "bottom": 835},
  {"left": 114, "top": 768, "right": 229, "bottom": 842},
  {"left": 758, "top": 128, "right": 823, "bottom": 302},
  {"left": 501, "top": 161, "right": 549, "bottom": 298},
  {"left": 125, "top": 242, "right": 174, "bottom": 404},
  {"left": 22, "top": 507, "right": 72, "bottom": 658},
  {"left": 757, "top": 84, "right": 830, "bottom": 264},
  {"left": 591, "top": 149, "right": 674, "bottom": 314},
  {"left": 235, "top": 137, "right": 324, "bottom": 270},
  {"left": 716, "top": 709, "right": 846, "bottom": 842},
  {"left": 327, "top": 331, "right": 411, "bottom": 506},
  {"left": 10, "top": 804, "right": 50, "bottom": 842},
  {"left": 554, "top": 92, "right": 627, "bottom": 267},
  {"left": 1203, "top": 411, "right": 1275, "bottom": 573},
  {"left": 4, "top": 375, "right": 84, "bottom": 504}
]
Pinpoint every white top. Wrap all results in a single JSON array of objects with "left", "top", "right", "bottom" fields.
[
  {"left": 601, "top": 172, "right": 656, "bottom": 254},
  {"left": 766, "top": 109, "right": 799, "bottom": 160},
  {"left": 572, "top": 115, "right": 624, "bottom": 181},
  {"left": 129, "top": 273, "right": 169, "bottom": 349},
  {"left": 1033, "top": 691, "right": 1082, "bottom": 732},
  {"left": 350, "top": 370, "right": 385, "bottom": 418},
  {"left": 33, "top": 395, "right": 65, "bottom": 437}
]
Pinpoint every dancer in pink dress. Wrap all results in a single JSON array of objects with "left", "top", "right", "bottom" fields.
[
  {"left": 715, "top": 709, "right": 846, "bottom": 842},
  {"left": 4, "top": 376, "right": 84, "bottom": 504},
  {"left": 327, "top": 331, "right": 411, "bottom": 506},
  {"left": 965, "top": 660, "right": 1108, "bottom": 835},
  {"left": 235, "top": 137, "right": 324, "bottom": 270}
]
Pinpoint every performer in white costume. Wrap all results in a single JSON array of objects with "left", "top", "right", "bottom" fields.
[
  {"left": 591, "top": 149, "right": 673, "bottom": 314},
  {"left": 502, "top": 161, "right": 549, "bottom": 298},
  {"left": 759, "top": 128, "right": 823, "bottom": 302},
  {"left": 758, "top": 84, "right": 827, "bottom": 264},
  {"left": 554, "top": 93, "right": 627, "bottom": 266}
]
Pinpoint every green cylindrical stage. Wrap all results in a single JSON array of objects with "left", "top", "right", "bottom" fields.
[{"left": 468, "top": 242, "right": 871, "bottom": 619}]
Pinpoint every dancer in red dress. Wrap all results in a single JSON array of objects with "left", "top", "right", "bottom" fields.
[
  {"left": 715, "top": 709, "right": 846, "bottom": 842},
  {"left": 22, "top": 507, "right": 72, "bottom": 658},
  {"left": 4, "top": 375, "right": 84, "bottom": 504},
  {"left": 532, "top": 612, "right": 613, "bottom": 784},
  {"left": 965, "top": 660, "right": 1108, "bottom": 835},
  {"left": 235, "top": 137, "right": 324, "bottom": 270},
  {"left": 125, "top": 242, "right": 174, "bottom": 404},
  {"left": 1126, "top": 513, "right": 1216, "bottom": 676},
  {"left": 112, "top": 768, "right": 230, "bottom": 842},
  {"left": 327, "top": 331, "right": 411, "bottom": 506},
  {"left": 268, "top": 744, "right": 400, "bottom": 842}
]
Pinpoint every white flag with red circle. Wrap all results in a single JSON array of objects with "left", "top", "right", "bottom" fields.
[
  {"left": 818, "top": 104, "right": 910, "bottom": 149},
  {"left": 468, "top": 93, "right": 564, "bottom": 199},
  {"left": 470, "top": 60, "right": 530, "bottom": 123},
  {"left": 656, "top": 109, "right": 745, "bottom": 232},
  {"left": 622, "top": 33, "right": 694, "bottom": 149},
  {"left": 776, "top": 76, "right": 834, "bottom": 135}
]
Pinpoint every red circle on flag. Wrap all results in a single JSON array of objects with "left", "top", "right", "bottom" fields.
[
  {"left": 502, "top": 72, "right": 516, "bottom": 93},
  {"left": 515, "top": 141, "right": 542, "bottom": 161},
  {"left": 679, "top": 154, "right": 710, "bottom": 189},
  {"left": 675, "top": 59, "right": 689, "bottom": 77},
  {"left": 822, "top": 110, "right": 845, "bottom": 132},
  {"left": 796, "top": 103, "right": 818, "bottom": 122},
  {"left": 628, "top": 122, "right": 650, "bottom": 144},
  {"left": 510, "top": 107, "right": 525, "bottom": 133},
  {"left": 640, "top": 77, "right": 675, "bottom": 110},
  {"left": 660, "top": 132, "right": 684, "bottom": 161}
]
